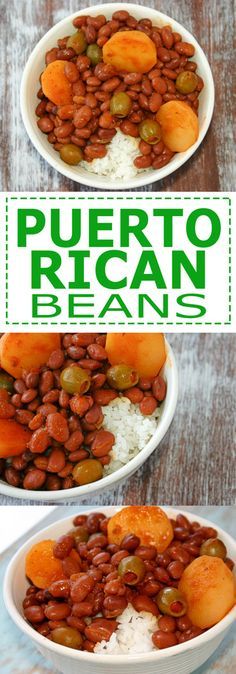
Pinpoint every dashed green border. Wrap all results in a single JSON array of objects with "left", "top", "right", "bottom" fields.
[{"left": 5, "top": 195, "right": 231, "bottom": 326}]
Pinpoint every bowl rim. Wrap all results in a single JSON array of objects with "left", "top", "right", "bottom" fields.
[
  {"left": 4, "top": 506, "right": 236, "bottom": 664},
  {"left": 0, "top": 338, "right": 178, "bottom": 501},
  {"left": 20, "top": 2, "right": 215, "bottom": 190}
]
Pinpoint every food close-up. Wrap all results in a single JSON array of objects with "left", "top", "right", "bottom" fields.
[
  {"left": 36, "top": 10, "right": 202, "bottom": 172},
  {"left": 3, "top": 506, "right": 236, "bottom": 674},
  {"left": 20, "top": 2, "right": 215, "bottom": 188},
  {"left": 0, "top": 332, "right": 176, "bottom": 498}
]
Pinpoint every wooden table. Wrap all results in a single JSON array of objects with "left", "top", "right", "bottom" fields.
[
  {"left": 0, "top": 506, "right": 235, "bottom": 674},
  {"left": 0, "top": 0, "right": 234, "bottom": 191},
  {"left": 0, "top": 334, "right": 235, "bottom": 506}
]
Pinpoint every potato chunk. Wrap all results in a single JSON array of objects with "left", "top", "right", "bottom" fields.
[
  {"left": 157, "top": 101, "right": 199, "bottom": 152},
  {"left": 41, "top": 60, "right": 73, "bottom": 105},
  {"left": 108, "top": 506, "right": 173, "bottom": 552},
  {"left": 0, "top": 419, "right": 32, "bottom": 458},
  {"left": 103, "top": 31, "right": 157, "bottom": 73},
  {"left": 25, "top": 540, "right": 66, "bottom": 589},
  {"left": 179, "top": 555, "right": 235, "bottom": 628},
  {"left": 0, "top": 333, "right": 61, "bottom": 378},
  {"left": 105, "top": 333, "right": 166, "bottom": 378}
]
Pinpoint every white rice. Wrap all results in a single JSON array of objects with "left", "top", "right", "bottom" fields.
[
  {"left": 94, "top": 604, "right": 158, "bottom": 654},
  {"left": 102, "top": 396, "right": 161, "bottom": 475},
  {"left": 81, "top": 129, "right": 141, "bottom": 179}
]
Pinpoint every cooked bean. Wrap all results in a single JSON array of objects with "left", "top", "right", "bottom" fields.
[
  {"left": 23, "top": 469, "right": 46, "bottom": 490},
  {"left": 91, "top": 430, "right": 115, "bottom": 457},
  {"left": 45, "top": 603, "right": 71, "bottom": 621},
  {"left": 98, "top": 112, "right": 115, "bottom": 128},
  {"left": 152, "top": 630, "right": 178, "bottom": 648},
  {"left": 161, "top": 27, "right": 174, "bottom": 49},
  {"left": 132, "top": 594, "right": 159, "bottom": 616},
  {"left": 47, "top": 448, "right": 66, "bottom": 473},
  {"left": 124, "top": 387, "right": 144, "bottom": 403},
  {"left": 74, "top": 105, "right": 92, "bottom": 128},
  {"left": 175, "top": 42, "right": 195, "bottom": 56},
  {"left": 149, "top": 92, "right": 162, "bottom": 112},
  {"left": 4, "top": 467, "right": 21, "bottom": 487},
  {"left": 85, "top": 618, "right": 118, "bottom": 643},
  {"left": 46, "top": 413, "right": 69, "bottom": 442},
  {"left": 120, "top": 120, "right": 139, "bottom": 137},
  {"left": 139, "top": 396, "right": 157, "bottom": 415},
  {"left": 24, "top": 605, "right": 45, "bottom": 623},
  {"left": 134, "top": 155, "right": 152, "bottom": 169},
  {"left": 72, "top": 601, "right": 94, "bottom": 617},
  {"left": 103, "top": 595, "right": 127, "bottom": 616},
  {"left": 28, "top": 428, "right": 50, "bottom": 454},
  {"left": 84, "top": 144, "right": 107, "bottom": 159}
]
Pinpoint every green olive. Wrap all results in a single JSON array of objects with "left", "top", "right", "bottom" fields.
[
  {"left": 175, "top": 71, "right": 198, "bottom": 94},
  {"left": 157, "top": 587, "right": 187, "bottom": 617},
  {"left": 87, "top": 43, "right": 103, "bottom": 65},
  {"left": 200, "top": 538, "right": 227, "bottom": 560},
  {"left": 118, "top": 555, "right": 146, "bottom": 585},
  {"left": 59, "top": 144, "right": 83, "bottom": 166},
  {"left": 60, "top": 366, "right": 91, "bottom": 395},
  {"left": 67, "top": 30, "right": 87, "bottom": 55},
  {"left": 139, "top": 119, "right": 162, "bottom": 144},
  {"left": 0, "top": 371, "right": 14, "bottom": 393},
  {"left": 72, "top": 459, "right": 103, "bottom": 485},
  {"left": 110, "top": 92, "right": 132, "bottom": 118},
  {"left": 70, "top": 526, "right": 89, "bottom": 544},
  {"left": 106, "top": 364, "right": 139, "bottom": 390},
  {"left": 51, "top": 626, "right": 83, "bottom": 649}
]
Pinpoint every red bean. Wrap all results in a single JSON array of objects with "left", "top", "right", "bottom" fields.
[
  {"left": 134, "top": 155, "right": 152, "bottom": 169},
  {"left": 46, "top": 413, "right": 69, "bottom": 442},
  {"left": 23, "top": 470, "right": 46, "bottom": 490},
  {"left": 152, "top": 630, "right": 178, "bottom": 648},
  {"left": 103, "top": 595, "right": 127, "bottom": 617},
  {"left": 24, "top": 605, "right": 45, "bottom": 623},
  {"left": 139, "top": 396, "right": 157, "bottom": 415},
  {"left": 120, "top": 120, "right": 139, "bottom": 137},
  {"left": 132, "top": 595, "right": 159, "bottom": 616},
  {"left": 158, "top": 616, "right": 176, "bottom": 632},
  {"left": 84, "top": 618, "right": 118, "bottom": 642},
  {"left": 49, "top": 580, "right": 71, "bottom": 598},
  {"left": 44, "top": 603, "right": 71, "bottom": 621},
  {"left": 53, "top": 535, "right": 75, "bottom": 559},
  {"left": 74, "top": 106, "right": 92, "bottom": 128},
  {"left": 64, "top": 61, "right": 79, "bottom": 83},
  {"left": 37, "top": 116, "right": 54, "bottom": 133},
  {"left": 47, "top": 448, "right": 66, "bottom": 473}
]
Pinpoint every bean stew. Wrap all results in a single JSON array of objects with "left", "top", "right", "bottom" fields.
[
  {"left": 0, "top": 333, "right": 167, "bottom": 491},
  {"left": 22, "top": 507, "right": 235, "bottom": 653},
  {"left": 35, "top": 9, "right": 204, "bottom": 171}
]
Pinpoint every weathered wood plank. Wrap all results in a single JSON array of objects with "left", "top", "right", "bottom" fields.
[{"left": 0, "top": 0, "right": 234, "bottom": 190}]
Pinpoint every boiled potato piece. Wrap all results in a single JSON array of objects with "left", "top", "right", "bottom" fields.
[
  {"left": 25, "top": 540, "right": 66, "bottom": 589},
  {"left": 0, "top": 419, "right": 32, "bottom": 458},
  {"left": 105, "top": 333, "right": 166, "bottom": 378},
  {"left": 103, "top": 31, "right": 157, "bottom": 73},
  {"left": 108, "top": 506, "right": 173, "bottom": 552},
  {"left": 0, "top": 333, "right": 61, "bottom": 378},
  {"left": 179, "top": 555, "right": 235, "bottom": 628},
  {"left": 41, "top": 60, "right": 73, "bottom": 105},
  {"left": 157, "top": 101, "right": 199, "bottom": 152}
]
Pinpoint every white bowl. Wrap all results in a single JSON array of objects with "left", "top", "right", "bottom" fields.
[
  {"left": 20, "top": 3, "right": 215, "bottom": 190},
  {"left": 4, "top": 507, "right": 236, "bottom": 674},
  {"left": 0, "top": 339, "right": 178, "bottom": 502}
]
